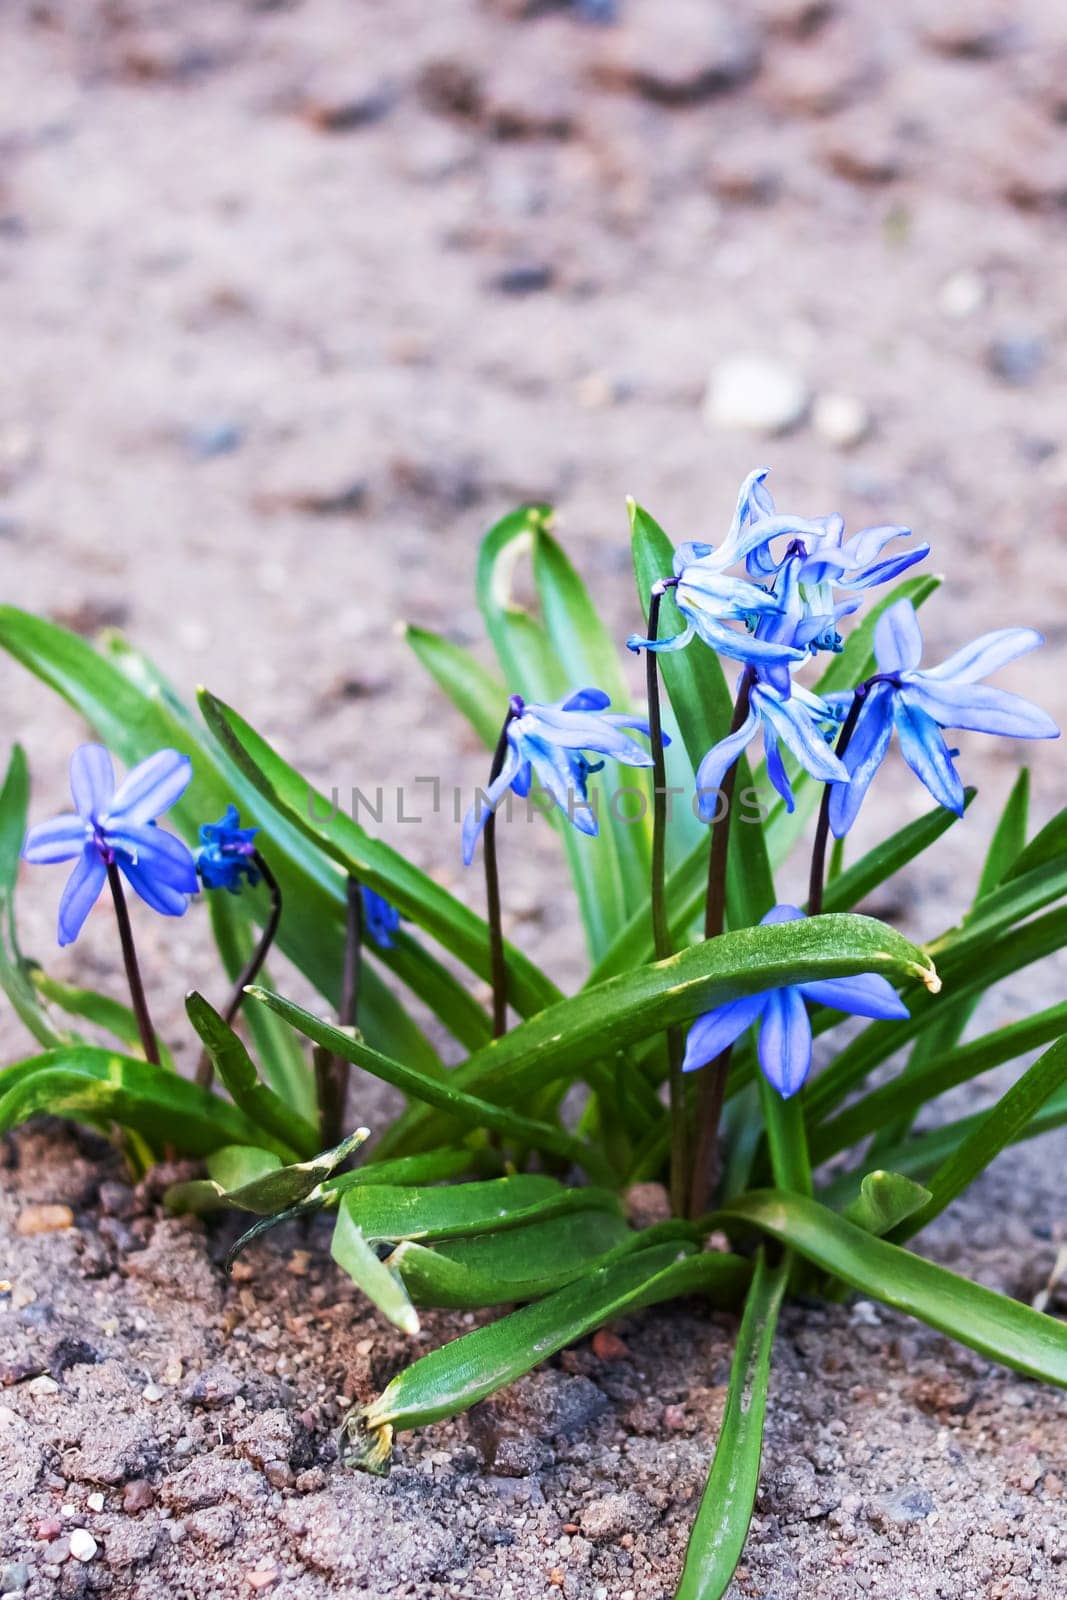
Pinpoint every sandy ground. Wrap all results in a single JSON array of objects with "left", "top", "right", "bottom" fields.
[{"left": 1, "top": 1, "right": 1066, "bottom": 1595}]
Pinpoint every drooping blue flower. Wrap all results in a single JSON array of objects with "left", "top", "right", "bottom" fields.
[
  {"left": 197, "top": 805, "right": 261, "bottom": 894},
  {"left": 682, "top": 904, "right": 910, "bottom": 1097},
  {"left": 23, "top": 745, "right": 198, "bottom": 946},
  {"left": 829, "top": 599, "right": 1059, "bottom": 837},
  {"left": 363, "top": 887, "right": 401, "bottom": 949},
  {"left": 462, "top": 688, "right": 657, "bottom": 864},
  {"left": 694, "top": 669, "right": 848, "bottom": 820}
]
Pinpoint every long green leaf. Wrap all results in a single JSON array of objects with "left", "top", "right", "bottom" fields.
[
  {"left": 820, "top": 790, "right": 974, "bottom": 915},
  {"left": 332, "top": 1195, "right": 420, "bottom": 1335},
  {"left": 811, "top": 1000, "right": 1067, "bottom": 1163},
  {"left": 676, "top": 1250, "right": 788, "bottom": 1600},
  {"left": 247, "top": 987, "right": 611, "bottom": 1180},
  {"left": 343, "top": 1181, "right": 620, "bottom": 1246},
  {"left": 185, "top": 992, "right": 319, "bottom": 1160},
  {"left": 720, "top": 1191, "right": 1067, "bottom": 1385},
  {"left": 0, "top": 1048, "right": 284, "bottom": 1156},
  {"left": 0, "top": 746, "right": 67, "bottom": 1048},
  {"left": 197, "top": 687, "right": 560, "bottom": 1020},
  {"left": 403, "top": 624, "right": 506, "bottom": 748},
  {"left": 351, "top": 1244, "right": 751, "bottom": 1456},
  {"left": 30, "top": 969, "right": 177, "bottom": 1071},
  {"left": 976, "top": 768, "right": 1030, "bottom": 899},
  {"left": 894, "top": 1035, "right": 1067, "bottom": 1241}
]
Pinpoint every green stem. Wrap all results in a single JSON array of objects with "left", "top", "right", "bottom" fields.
[{"left": 645, "top": 581, "right": 687, "bottom": 1216}]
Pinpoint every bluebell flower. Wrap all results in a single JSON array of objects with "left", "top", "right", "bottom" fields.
[
  {"left": 23, "top": 744, "right": 198, "bottom": 946},
  {"left": 363, "top": 887, "right": 401, "bottom": 949},
  {"left": 197, "top": 805, "right": 261, "bottom": 893},
  {"left": 829, "top": 599, "right": 1059, "bottom": 837},
  {"left": 462, "top": 688, "right": 657, "bottom": 864},
  {"left": 682, "top": 904, "right": 910, "bottom": 1097}
]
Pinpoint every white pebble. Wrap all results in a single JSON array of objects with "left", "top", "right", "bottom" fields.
[
  {"left": 87, "top": 1493, "right": 105, "bottom": 1512},
  {"left": 938, "top": 270, "right": 985, "bottom": 320},
  {"left": 704, "top": 354, "right": 810, "bottom": 435},
  {"left": 142, "top": 1382, "right": 164, "bottom": 1402},
  {"left": 69, "top": 1530, "right": 97, "bottom": 1563},
  {"left": 813, "top": 392, "right": 870, "bottom": 449}
]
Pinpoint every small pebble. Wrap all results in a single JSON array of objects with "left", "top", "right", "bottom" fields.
[
  {"left": 938, "top": 269, "right": 985, "bottom": 320},
  {"left": 68, "top": 1530, "right": 97, "bottom": 1563},
  {"left": 813, "top": 392, "right": 870, "bottom": 449},
  {"left": 16, "top": 1204, "right": 74, "bottom": 1236},
  {"left": 122, "top": 1479, "right": 155, "bottom": 1513},
  {"left": 27, "top": 1376, "right": 59, "bottom": 1396},
  {"left": 87, "top": 1493, "right": 105, "bottom": 1513},
  {"left": 704, "top": 354, "right": 810, "bottom": 435},
  {"left": 0, "top": 1562, "right": 30, "bottom": 1594},
  {"left": 142, "top": 1382, "right": 164, "bottom": 1403}
]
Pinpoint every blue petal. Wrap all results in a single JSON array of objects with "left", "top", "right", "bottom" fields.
[
  {"left": 682, "top": 994, "right": 767, "bottom": 1072},
  {"left": 561, "top": 688, "right": 611, "bottom": 712},
  {"left": 69, "top": 744, "right": 115, "bottom": 823},
  {"left": 23, "top": 814, "right": 88, "bottom": 864},
  {"left": 924, "top": 627, "right": 1044, "bottom": 685},
  {"left": 626, "top": 623, "right": 695, "bottom": 655},
  {"left": 799, "top": 974, "right": 909, "bottom": 1020},
  {"left": 57, "top": 846, "right": 108, "bottom": 947},
  {"left": 841, "top": 544, "right": 929, "bottom": 590},
  {"left": 527, "top": 739, "right": 599, "bottom": 836},
  {"left": 763, "top": 728, "right": 795, "bottom": 811},
  {"left": 685, "top": 613, "right": 804, "bottom": 668},
  {"left": 761, "top": 904, "right": 806, "bottom": 926},
  {"left": 105, "top": 823, "right": 199, "bottom": 893},
  {"left": 118, "top": 858, "right": 193, "bottom": 917},
  {"left": 828, "top": 682, "right": 895, "bottom": 838},
  {"left": 363, "top": 888, "right": 401, "bottom": 949},
  {"left": 695, "top": 708, "right": 760, "bottom": 821},
  {"left": 874, "top": 599, "right": 923, "bottom": 673},
  {"left": 107, "top": 749, "right": 193, "bottom": 826},
  {"left": 758, "top": 987, "right": 813, "bottom": 1098},
  {"left": 894, "top": 697, "right": 966, "bottom": 814},
  {"left": 904, "top": 679, "right": 1059, "bottom": 740},
  {"left": 461, "top": 744, "right": 523, "bottom": 865},
  {"left": 753, "top": 687, "right": 849, "bottom": 784}
]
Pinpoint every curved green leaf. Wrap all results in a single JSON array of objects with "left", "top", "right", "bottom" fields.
[
  {"left": 332, "top": 1195, "right": 420, "bottom": 1335},
  {"left": 0, "top": 746, "right": 67, "bottom": 1048},
  {"left": 186, "top": 991, "right": 320, "bottom": 1161},
  {"left": 720, "top": 1191, "right": 1067, "bottom": 1385},
  {"left": 676, "top": 1250, "right": 787, "bottom": 1600}
]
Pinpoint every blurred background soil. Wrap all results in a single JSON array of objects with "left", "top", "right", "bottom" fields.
[{"left": 1, "top": 2, "right": 1065, "bottom": 1596}]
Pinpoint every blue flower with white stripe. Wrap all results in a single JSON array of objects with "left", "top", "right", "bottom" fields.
[
  {"left": 829, "top": 599, "right": 1059, "bottom": 837},
  {"left": 682, "top": 904, "right": 910, "bottom": 1097},
  {"left": 23, "top": 744, "right": 198, "bottom": 946},
  {"left": 462, "top": 689, "right": 657, "bottom": 864}
]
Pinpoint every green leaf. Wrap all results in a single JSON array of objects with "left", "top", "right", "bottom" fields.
[
  {"left": 349, "top": 1243, "right": 752, "bottom": 1460},
  {"left": 476, "top": 506, "right": 628, "bottom": 960},
  {"left": 811, "top": 1000, "right": 1067, "bottom": 1164},
  {"left": 893, "top": 1034, "right": 1067, "bottom": 1241},
  {"left": 197, "top": 687, "right": 560, "bottom": 1021},
  {"left": 0, "top": 608, "right": 448, "bottom": 1073},
  {"left": 332, "top": 1194, "right": 420, "bottom": 1335},
  {"left": 185, "top": 991, "right": 320, "bottom": 1161},
  {"left": 1002, "top": 802, "right": 1066, "bottom": 884},
  {"left": 169, "top": 1130, "right": 372, "bottom": 1218},
  {"left": 206, "top": 892, "right": 315, "bottom": 1118},
  {"left": 532, "top": 523, "right": 652, "bottom": 916},
  {"left": 29, "top": 969, "right": 177, "bottom": 1071},
  {"left": 394, "top": 914, "right": 938, "bottom": 1150},
  {"left": 390, "top": 1210, "right": 638, "bottom": 1309},
  {"left": 976, "top": 768, "right": 1030, "bottom": 900},
  {"left": 0, "top": 746, "right": 67, "bottom": 1049},
  {"left": 805, "top": 904, "right": 1067, "bottom": 1123},
  {"left": 0, "top": 1047, "right": 282, "bottom": 1156},
  {"left": 675, "top": 1250, "right": 788, "bottom": 1600},
  {"left": 340, "top": 1179, "right": 620, "bottom": 1247},
  {"left": 165, "top": 1145, "right": 283, "bottom": 1215},
  {"left": 719, "top": 1191, "right": 1067, "bottom": 1386},
  {"left": 842, "top": 1171, "right": 932, "bottom": 1236},
  {"left": 403, "top": 624, "right": 506, "bottom": 748},
  {"left": 326, "top": 1147, "right": 497, "bottom": 1194},
  {"left": 248, "top": 987, "right": 613, "bottom": 1181}
]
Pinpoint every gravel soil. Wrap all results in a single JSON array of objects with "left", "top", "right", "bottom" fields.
[{"left": 1, "top": 1, "right": 1066, "bottom": 1596}]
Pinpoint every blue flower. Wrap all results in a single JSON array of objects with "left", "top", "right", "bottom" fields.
[
  {"left": 23, "top": 744, "right": 198, "bottom": 946},
  {"left": 829, "top": 599, "right": 1059, "bottom": 837},
  {"left": 363, "top": 887, "right": 401, "bottom": 949},
  {"left": 682, "top": 904, "right": 910, "bottom": 1097},
  {"left": 695, "top": 669, "right": 848, "bottom": 820},
  {"left": 462, "top": 688, "right": 657, "bottom": 864},
  {"left": 197, "top": 805, "right": 261, "bottom": 894}
]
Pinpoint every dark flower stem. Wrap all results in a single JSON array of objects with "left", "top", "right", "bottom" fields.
[
  {"left": 486, "top": 699, "right": 522, "bottom": 1039},
  {"left": 196, "top": 850, "right": 283, "bottom": 1088},
  {"left": 106, "top": 862, "right": 160, "bottom": 1068},
  {"left": 688, "top": 664, "right": 756, "bottom": 1219},
  {"left": 644, "top": 580, "right": 688, "bottom": 1217},
  {"left": 808, "top": 686, "right": 867, "bottom": 917},
  {"left": 318, "top": 875, "right": 363, "bottom": 1148}
]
